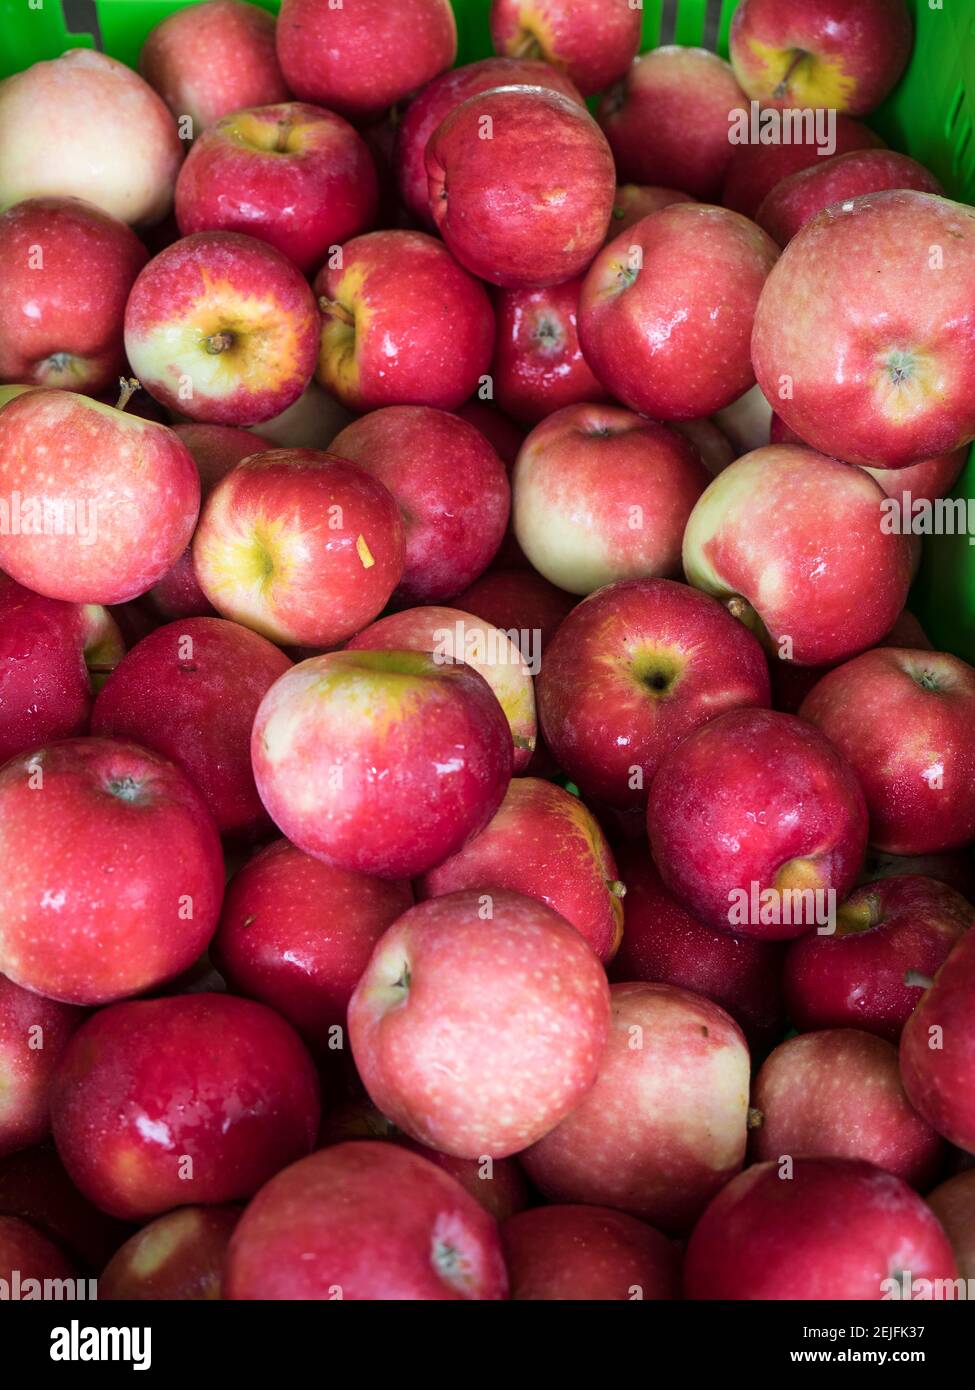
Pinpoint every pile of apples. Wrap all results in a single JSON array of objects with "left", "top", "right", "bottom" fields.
[{"left": 2, "top": 0, "right": 975, "bottom": 1302}]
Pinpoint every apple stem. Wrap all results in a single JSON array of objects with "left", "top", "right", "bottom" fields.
[
  {"left": 747, "top": 1107, "right": 764, "bottom": 1131},
  {"left": 275, "top": 120, "right": 293, "bottom": 152},
  {"left": 904, "top": 970, "right": 935, "bottom": 990},
  {"left": 115, "top": 377, "right": 141, "bottom": 412},
  {"left": 773, "top": 49, "right": 807, "bottom": 99},
  {"left": 512, "top": 29, "right": 544, "bottom": 62},
  {"left": 319, "top": 297, "right": 355, "bottom": 328},
  {"left": 204, "top": 331, "right": 234, "bottom": 355}
]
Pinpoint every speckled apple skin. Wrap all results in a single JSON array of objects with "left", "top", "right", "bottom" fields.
[
  {"left": 502, "top": 1204, "right": 679, "bottom": 1301},
  {"left": 491, "top": 278, "right": 608, "bottom": 426},
  {"left": 51, "top": 993, "right": 320, "bottom": 1221},
  {"left": 98, "top": 1205, "right": 240, "bottom": 1301},
  {"left": 491, "top": 0, "right": 640, "bottom": 96},
  {"left": 0, "top": 389, "right": 200, "bottom": 605},
  {"left": 349, "top": 890, "right": 610, "bottom": 1158},
  {"left": 900, "top": 928, "right": 975, "bottom": 1154},
  {"left": 0, "top": 976, "right": 86, "bottom": 1159},
  {"left": 607, "top": 184, "right": 696, "bottom": 237}
]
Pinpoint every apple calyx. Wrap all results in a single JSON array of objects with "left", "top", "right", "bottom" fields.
[
  {"left": 606, "top": 879, "right": 626, "bottom": 900},
  {"left": 903, "top": 969, "right": 935, "bottom": 991},
  {"left": 204, "top": 331, "right": 235, "bottom": 355},
  {"left": 747, "top": 1107, "right": 764, "bottom": 1131},
  {"left": 103, "top": 773, "right": 146, "bottom": 804}
]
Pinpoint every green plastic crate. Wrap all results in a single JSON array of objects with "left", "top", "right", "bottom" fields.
[{"left": 2, "top": 0, "right": 974, "bottom": 655}]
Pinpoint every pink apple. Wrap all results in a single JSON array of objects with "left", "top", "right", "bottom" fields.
[
  {"left": 0, "top": 50, "right": 183, "bottom": 226},
  {"left": 125, "top": 231, "right": 319, "bottom": 426},
  {"left": 175, "top": 102, "right": 379, "bottom": 273},
  {"left": 277, "top": 0, "right": 456, "bottom": 121},
  {"left": 139, "top": 0, "right": 290, "bottom": 133},
  {"left": 0, "top": 738, "right": 224, "bottom": 1005},
  {"left": 0, "top": 388, "right": 200, "bottom": 605},
  {"left": 512, "top": 403, "right": 711, "bottom": 593},
  {"left": 648, "top": 707, "right": 868, "bottom": 938},
  {"left": 349, "top": 889, "right": 609, "bottom": 1157},
  {"left": 252, "top": 651, "right": 512, "bottom": 878},
  {"left": 607, "top": 184, "right": 696, "bottom": 238},
  {"left": 427, "top": 85, "right": 615, "bottom": 290},
  {"left": 682, "top": 445, "right": 913, "bottom": 666},
  {"left": 490, "top": 0, "right": 640, "bottom": 97},
  {"left": 452, "top": 568, "right": 575, "bottom": 650},
  {"left": 212, "top": 838, "right": 413, "bottom": 1047},
  {"left": 314, "top": 230, "right": 494, "bottom": 411},
  {"left": 599, "top": 47, "right": 746, "bottom": 199},
  {"left": 537, "top": 578, "right": 771, "bottom": 809},
  {"left": 668, "top": 418, "right": 737, "bottom": 475},
  {"left": 783, "top": 875, "right": 972, "bottom": 1042},
  {"left": 491, "top": 277, "right": 609, "bottom": 425},
  {"left": 521, "top": 982, "right": 750, "bottom": 1232},
  {"left": 502, "top": 1205, "right": 679, "bottom": 1301},
  {"left": 900, "top": 928, "right": 975, "bottom": 1153},
  {"left": 98, "top": 1205, "right": 240, "bottom": 1301},
  {"left": 684, "top": 1158, "right": 956, "bottom": 1300},
  {"left": 579, "top": 204, "right": 779, "bottom": 419},
  {"left": 192, "top": 448, "right": 404, "bottom": 647},
  {"left": 0, "top": 976, "right": 86, "bottom": 1159},
  {"left": 927, "top": 1172, "right": 975, "bottom": 1279},
  {"left": 330, "top": 406, "right": 509, "bottom": 603},
  {"left": 729, "top": 0, "right": 912, "bottom": 116},
  {"left": 721, "top": 113, "right": 885, "bottom": 218},
  {"left": 226, "top": 1141, "right": 507, "bottom": 1299}
]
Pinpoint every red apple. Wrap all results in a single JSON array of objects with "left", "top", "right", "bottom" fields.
[
  {"left": 598, "top": 46, "right": 746, "bottom": 200},
  {"left": 729, "top": 0, "right": 912, "bottom": 116},
  {"left": 579, "top": 204, "right": 778, "bottom": 419},
  {"left": 0, "top": 737, "right": 224, "bottom": 1005},
  {"left": 609, "top": 845, "right": 785, "bottom": 1053},
  {"left": 212, "top": 838, "right": 412, "bottom": 1048},
  {"left": 521, "top": 982, "right": 750, "bottom": 1232},
  {"left": 175, "top": 102, "right": 379, "bottom": 273},
  {"left": 502, "top": 1205, "right": 679, "bottom": 1301},
  {"left": 226, "top": 1140, "right": 507, "bottom": 1299},
  {"left": 0, "top": 50, "right": 183, "bottom": 226},
  {"left": 607, "top": 184, "right": 696, "bottom": 238},
  {"left": 537, "top": 578, "right": 771, "bottom": 809},
  {"left": 783, "top": 875, "right": 972, "bottom": 1041},
  {"left": 900, "top": 928, "right": 975, "bottom": 1153},
  {"left": 927, "top": 1172, "right": 975, "bottom": 1279},
  {"left": 0, "top": 1214, "right": 76, "bottom": 1285},
  {"left": 0, "top": 388, "right": 200, "bottom": 605},
  {"left": 314, "top": 230, "right": 494, "bottom": 412},
  {"left": 98, "top": 1204, "right": 240, "bottom": 1300},
  {"left": 51, "top": 993, "right": 320, "bottom": 1220},
  {"left": 350, "top": 890, "right": 609, "bottom": 1157},
  {"left": 750, "top": 1029, "right": 944, "bottom": 1187},
  {"left": 330, "top": 407, "right": 509, "bottom": 604},
  {"left": 0, "top": 1145, "right": 129, "bottom": 1273},
  {"left": 721, "top": 112, "right": 885, "bottom": 218},
  {"left": 427, "top": 85, "right": 615, "bottom": 290},
  {"left": 512, "top": 403, "right": 710, "bottom": 593},
  {"left": 862, "top": 846, "right": 975, "bottom": 902},
  {"left": 0, "top": 977, "right": 86, "bottom": 1160},
  {"left": 684, "top": 1158, "right": 956, "bottom": 1300},
  {"left": 90, "top": 616, "right": 291, "bottom": 841},
  {"left": 491, "top": 277, "right": 608, "bottom": 425},
  {"left": 649, "top": 707, "right": 868, "bottom": 938},
  {"left": 455, "top": 398, "right": 525, "bottom": 468},
  {"left": 125, "top": 231, "right": 319, "bottom": 426},
  {"left": 192, "top": 448, "right": 404, "bottom": 648},
  {"left": 753, "top": 192, "right": 975, "bottom": 468},
  {"left": 682, "top": 445, "right": 913, "bottom": 666},
  {"left": 252, "top": 650, "right": 512, "bottom": 878},
  {"left": 452, "top": 568, "right": 575, "bottom": 651},
  {"left": 140, "top": 0, "right": 290, "bottom": 134},
  {"left": 490, "top": 0, "right": 640, "bottom": 97}
]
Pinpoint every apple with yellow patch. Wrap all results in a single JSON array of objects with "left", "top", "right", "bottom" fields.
[
  {"left": 98, "top": 1205, "right": 240, "bottom": 1300},
  {"left": 489, "top": 0, "right": 641, "bottom": 97}
]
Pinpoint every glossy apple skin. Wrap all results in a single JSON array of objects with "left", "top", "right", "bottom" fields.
[
  {"left": 610, "top": 846, "right": 785, "bottom": 1054},
  {"left": 750, "top": 1029, "right": 944, "bottom": 1188},
  {"left": 212, "top": 838, "right": 413, "bottom": 1047},
  {"left": 0, "top": 1214, "right": 76, "bottom": 1283},
  {"left": 721, "top": 113, "right": 884, "bottom": 218},
  {"left": 91, "top": 616, "right": 291, "bottom": 841},
  {"left": 0, "top": 389, "right": 200, "bottom": 606},
  {"left": 0, "top": 977, "right": 86, "bottom": 1160},
  {"left": 491, "top": 278, "right": 608, "bottom": 425},
  {"left": 502, "top": 1205, "right": 679, "bottom": 1301},
  {"left": 521, "top": 982, "right": 750, "bottom": 1233},
  {"left": 347, "top": 606, "right": 536, "bottom": 774},
  {"left": 0, "top": 575, "right": 123, "bottom": 762},
  {"left": 607, "top": 184, "right": 695, "bottom": 237},
  {"left": 277, "top": 0, "right": 456, "bottom": 122},
  {"left": 427, "top": 86, "right": 615, "bottom": 290},
  {"left": 537, "top": 578, "right": 771, "bottom": 809},
  {"left": 418, "top": 777, "right": 624, "bottom": 963},
  {"left": 927, "top": 1172, "right": 975, "bottom": 1279},
  {"left": 315, "top": 230, "right": 494, "bottom": 412},
  {"left": 649, "top": 707, "right": 868, "bottom": 939},
  {"left": 51, "top": 993, "right": 320, "bottom": 1221},
  {"left": 99, "top": 1204, "right": 240, "bottom": 1300},
  {"left": 0, "top": 1145, "right": 129, "bottom": 1272},
  {"left": 683, "top": 445, "right": 913, "bottom": 666},
  {"left": 396, "top": 57, "right": 582, "bottom": 224},
  {"left": 491, "top": 0, "right": 639, "bottom": 96},
  {"left": 580, "top": 205, "right": 778, "bottom": 420},
  {"left": 331, "top": 407, "right": 509, "bottom": 604},
  {"left": 754, "top": 192, "right": 975, "bottom": 468},
  {"left": 252, "top": 651, "right": 512, "bottom": 878},
  {"left": 598, "top": 46, "right": 746, "bottom": 200},
  {"left": 0, "top": 738, "right": 224, "bottom": 1005},
  {"left": 901, "top": 929, "right": 975, "bottom": 1154},
  {"left": 684, "top": 1158, "right": 956, "bottom": 1300},
  {"left": 784, "top": 876, "right": 972, "bottom": 1043},
  {"left": 801, "top": 648, "right": 975, "bottom": 855},
  {"left": 513, "top": 403, "right": 710, "bottom": 594},
  {"left": 729, "top": 0, "right": 912, "bottom": 117},
  {"left": 176, "top": 103, "right": 379, "bottom": 274},
  {"left": 227, "top": 1141, "right": 506, "bottom": 1300},
  {"left": 452, "top": 568, "right": 575, "bottom": 650},
  {"left": 193, "top": 448, "right": 404, "bottom": 648},
  {"left": 0, "top": 50, "right": 182, "bottom": 226},
  {"left": 455, "top": 399, "right": 525, "bottom": 468},
  {"left": 0, "top": 198, "right": 147, "bottom": 393},
  {"left": 350, "top": 890, "right": 609, "bottom": 1157},
  {"left": 756, "top": 149, "right": 942, "bottom": 246},
  {"left": 139, "top": 0, "right": 290, "bottom": 133}
]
